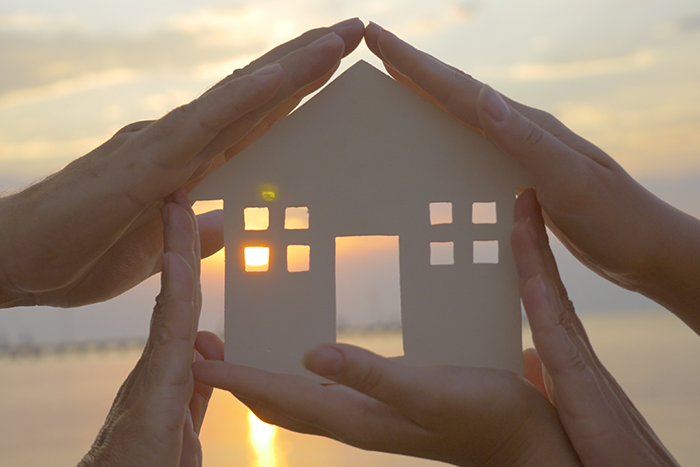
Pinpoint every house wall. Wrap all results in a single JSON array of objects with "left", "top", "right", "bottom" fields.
[{"left": 191, "top": 61, "right": 529, "bottom": 377}]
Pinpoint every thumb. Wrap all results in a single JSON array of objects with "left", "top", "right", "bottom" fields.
[{"left": 303, "top": 343, "right": 419, "bottom": 408}]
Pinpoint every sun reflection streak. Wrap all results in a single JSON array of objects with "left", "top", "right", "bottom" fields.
[{"left": 247, "top": 410, "right": 281, "bottom": 467}]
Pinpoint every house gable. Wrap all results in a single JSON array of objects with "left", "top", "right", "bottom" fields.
[{"left": 190, "top": 60, "right": 531, "bottom": 379}]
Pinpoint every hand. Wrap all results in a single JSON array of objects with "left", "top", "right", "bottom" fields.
[
  {"left": 514, "top": 189, "right": 678, "bottom": 467},
  {"left": 362, "top": 23, "right": 700, "bottom": 333},
  {"left": 0, "top": 18, "right": 364, "bottom": 308},
  {"left": 191, "top": 190, "right": 678, "bottom": 467},
  {"left": 192, "top": 330, "right": 580, "bottom": 467},
  {"left": 78, "top": 189, "right": 210, "bottom": 467}
]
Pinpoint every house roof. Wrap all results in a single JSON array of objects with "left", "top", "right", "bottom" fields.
[{"left": 190, "top": 60, "right": 530, "bottom": 207}]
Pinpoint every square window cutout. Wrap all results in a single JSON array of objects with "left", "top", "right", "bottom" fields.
[
  {"left": 430, "top": 241, "right": 454, "bottom": 265},
  {"left": 430, "top": 202, "right": 452, "bottom": 225},
  {"left": 473, "top": 240, "right": 498, "bottom": 264},
  {"left": 287, "top": 245, "right": 310, "bottom": 272},
  {"left": 244, "top": 246, "right": 270, "bottom": 272},
  {"left": 285, "top": 206, "right": 309, "bottom": 229},
  {"left": 244, "top": 207, "right": 269, "bottom": 231},
  {"left": 472, "top": 202, "right": 497, "bottom": 224}
]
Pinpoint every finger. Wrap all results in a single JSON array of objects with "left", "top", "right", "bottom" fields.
[
  {"left": 146, "top": 252, "right": 197, "bottom": 388},
  {"left": 522, "top": 348, "right": 547, "bottom": 397},
  {"left": 163, "top": 189, "right": 202, "bottom": 313},
  {"left": 476, "top": 86, "right": 617, "bottom": 188},
  {"left": 302, "top": 343, "right": 434, "bottom": 416},
  {"left": 142, "top": 195, "right": 201, "bottom": 395},
  {"left": 512, "top": 190, "right": 592, "bottom": 347},
  {"left": 365, "top": 23, "right": 484, "bottom": 129},
  {"left": 191, "top": 359, "right": 424, "bottom": 451},
  {"left": 195, "top": 330, "right": 224, "bottom": 361},
  {"left": 178, "top": 21, "right": 364, "bottom": 189},
  {"left": 191, "top": 360, "right": 339, "bottom": 429},
  {"left": 190, "top": 350, "right": 213, "bottom": 435},
  {"left": 195, "top": 209, "right": 223, "bottom": 260},
  {"left": 193, "top": 32, "right": 347, "bottom": 164},
  {"left": 364, "top": 23, "right": 460, "bottom": 118},
  {"left": 511, "top": 195, "right": 676, "bottom": 463},
  {"left": 112, "top": 65, "right": 286, "bottom": 210},
  {"left": 210, "top": 18, "right": 364, "bottom": 91},
  {"left": 517, "top": 253, "right": 673, "bottom": 464},
  {"left": 113, "top": 120, "right": 153, "bottom": 135},
  {"left": 179, "top": 411, "right": 202, "bottom": 467},
  {"left": 238, "top": 396, "right": 338, "bottom": 438},
  {"left": 365, "top": 23, "right": 616, "bottom": 180},
  {"left": 140, "top": 65, "right": 283, "bottom": 171},
  {"left": 221, "top": 59, "right": 341, "bottom": 160}
]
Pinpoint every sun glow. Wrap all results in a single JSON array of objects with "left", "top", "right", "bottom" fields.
[
  {"left": 248, "top": 410, "right": 280, "bottom": 467},
  {"left": 245, "top": 246, "right": 270, "bottom": 272}
]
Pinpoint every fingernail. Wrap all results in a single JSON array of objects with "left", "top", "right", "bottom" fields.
[
  {"left": 303, "top": 344, "right": 344, "bottom": 377},
  {"left": 331, "top": 17, "right": 360, "bottom": 30},
  {"left": 368, "top": 21, "right": 384, "bottom": 32},
  {"left": 309, "top": 32, "right": 341, "bottom": 49},
  {"left": 250, "top": 63, "right": 283, "bottom": 78},
  {"left": 481, "top": 85, "right": 510, "bottom": 123}
]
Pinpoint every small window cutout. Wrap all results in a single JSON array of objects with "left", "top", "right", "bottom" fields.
[
  {"left": 244, "top": 246, "right": 270, "bottom": 272},
  {"left": 285, "top": 206, "right": 309, "bottom": 230},
  {"left": 244, "top": 207, "right": 269, "bottom": 231},
  {"left": 429, "top": 202, "right": 452, "bottom": 225},
  {"left": 473, "top": 240, "right": 499, "bottom": 264},
  {"left": 287, "top": 245, "right": 310, "bottom": 272},
  {"left": 430, "top": 241, "right": 454, "bottom": 265},
  {"left": 472, "top": 202, "right": 497, "bottom": 224}
]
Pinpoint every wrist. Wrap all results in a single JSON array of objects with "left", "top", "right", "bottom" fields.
[
  {"left": 636, "top": 196, "right": 700, "bottom": 333},
  {"left": 0, "top": 195, "right": 35, "bottom": 308}
]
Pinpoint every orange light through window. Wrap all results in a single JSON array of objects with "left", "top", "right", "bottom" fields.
[{"left": 245, "top": 247, "right": 270, "bottom": 272}]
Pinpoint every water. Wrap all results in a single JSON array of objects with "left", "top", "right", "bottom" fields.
[{"left": 1, "top": 310, "right": 699, "bottom": 466}]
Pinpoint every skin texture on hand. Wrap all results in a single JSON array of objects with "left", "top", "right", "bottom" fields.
[
  {"left": 191, "top": 191, "right": 678, "bottom": 467},
  {"left": 193, "top": 330, "right": 581, "bottom": 467},
  {"left": 78, "top": 189, "right": 210, "bottom": 467},
  {"left": 362, "top": 22, "right": 700, "bottom": 334},
  {"left": 0, "top": 18, "right": 365, "bottom": 309},
  {"left": 514, "top": 190, "right": 679, "bottom": 467}
]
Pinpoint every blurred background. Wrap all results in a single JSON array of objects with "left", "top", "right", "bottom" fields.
[{"left": 1, "top": 0, "right": 699, "bottom": 465}]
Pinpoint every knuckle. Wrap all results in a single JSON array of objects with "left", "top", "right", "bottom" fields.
[
  {"left": 169, "top": 100, "right": 217, "bottom": 137},
  {"left": 231, "top": 67, "right": 247, "bottom": 78},
  {"left": 148, "top": 298, "right": 171, "bottom": 344},
  {"left": 523, "top": 120, "right": 547, "bottom": 148},
  {"left": 444, "top": 69, "right": 471, "bottom": 103},
  {"left": 554, "top": 317, "right": 591, "bottom": 376},
  {"left": 342, "top": 360, "right": 384, "bottom": 395}
]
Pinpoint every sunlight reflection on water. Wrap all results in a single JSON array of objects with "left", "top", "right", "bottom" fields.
[
  {"left": 1, "top": 311, "right": 700, "bottom": 465},
  {"left": 248, "top": 410, "right": 280, "bottom": 467}
]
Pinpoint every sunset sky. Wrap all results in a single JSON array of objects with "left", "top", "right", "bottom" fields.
[{"left": 1, "top": 0, "right": 699, "bottom": 343}]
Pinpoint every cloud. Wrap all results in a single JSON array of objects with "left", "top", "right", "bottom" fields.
[
  {"left": 399, "top": 2, "right": 479, "bottom": 35},
  {"left": 509, "top": 49, "right": 657, "bottom": 81},
  {"left": 0, "top": 11, "right": 268, "bottom": 101},
  {"left": 0, "top": 11, "right": 85, "bottom": 33}
]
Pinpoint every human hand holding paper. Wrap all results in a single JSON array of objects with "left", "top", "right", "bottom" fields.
[
  {"left": 79, "top": 189, "right": 211, "bottom": 467},
  {"left": 192, "top": 189, "right": 677, "bottom": 466},
  {"left": 0, "top": 18, "right": 364, "bottom": 309},
  {"left": 363, "top": 22, "right": 700, "bottom": 333}
]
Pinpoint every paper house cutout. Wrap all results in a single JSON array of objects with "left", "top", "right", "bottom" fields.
[{"left": 190, "top": 60, "right": 531, "bottom": 379}]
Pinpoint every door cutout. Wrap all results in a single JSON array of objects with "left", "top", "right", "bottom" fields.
[{"left": 335, "top": 235, "right": 404, "bottom": 357}]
